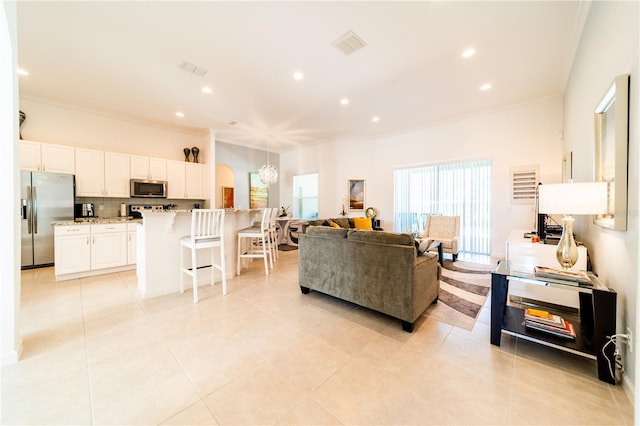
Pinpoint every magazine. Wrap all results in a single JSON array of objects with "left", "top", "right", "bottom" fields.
[
  {"left": 525, "top": 319, "right": 576, "bottom": 340},
  {"left": 534, "top": 266, "right": 591, "bottom": 284},
  {"left": 524, "top": 308, "right": 565, "bottom": 327}
]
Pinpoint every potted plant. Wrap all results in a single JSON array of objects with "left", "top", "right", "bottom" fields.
[{"left": 279, "top": 205, "right": 290, "bottom": 218}]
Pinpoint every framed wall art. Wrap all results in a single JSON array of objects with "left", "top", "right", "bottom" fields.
[
  {"left": 249, "top": 172, "right": 269, "bottom": 208},
  {"left": 348, "top": 179, "right": 365, "bottom": 211},
  {"left": 222, "top": 186, "right": 234, "bottom": 209},
  {"left": 594, "top": 73, "right": 629, "bottom": 230}
]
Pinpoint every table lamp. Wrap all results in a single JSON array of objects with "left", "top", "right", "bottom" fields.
[{"left": 538, "top": 182, "right": 607, "bottom": 269}]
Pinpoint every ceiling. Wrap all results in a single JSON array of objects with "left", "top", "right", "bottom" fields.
[{"left": 16, "top": 1, "right": 587, "bottom": 153}]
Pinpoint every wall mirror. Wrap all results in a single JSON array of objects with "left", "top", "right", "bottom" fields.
[{"left": 594, "top": 74, "right": 630, "bottom": 230}]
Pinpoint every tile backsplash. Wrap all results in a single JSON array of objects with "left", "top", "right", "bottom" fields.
[{"left": 75, "top": 197, "right": 205, "bottom": 218}]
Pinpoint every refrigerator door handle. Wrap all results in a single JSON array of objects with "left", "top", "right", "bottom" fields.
[
  {"left": 33, "top": 186, "right": 38, "bottom": 234},
  {"left": 26, "top": 186, "right": 32, "bottom": 234}
]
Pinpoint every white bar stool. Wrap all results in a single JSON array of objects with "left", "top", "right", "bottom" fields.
[
  {"left": 237, "top": 208, "right": 272, "bottom": 275},
  {"left": 268, "top": 207, "right": 279, "bottom": 262},
  {"left": 180, "top": 209, "right": 226, "bottom": 303}
]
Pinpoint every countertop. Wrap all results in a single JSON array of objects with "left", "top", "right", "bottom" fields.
[{"left": 52, "top": 217, "right": 143, "bottom": 226}]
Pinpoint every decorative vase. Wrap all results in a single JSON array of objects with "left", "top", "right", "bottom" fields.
[
  {"left": 183, "top": 147, "right": 191, "bottom": 162},
  {"left": 19, "top": 110, "right": 26, "bottom": 139},
  {"left": 191, "top": 147, "right": 200, "bottom": 163},
  {"left": 556, "top": 216, "right": 578, "bottom": 269}
]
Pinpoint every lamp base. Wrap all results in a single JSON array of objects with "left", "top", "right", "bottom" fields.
[{"left": 556, "top": 215, "right": 578, "bottom": 269}]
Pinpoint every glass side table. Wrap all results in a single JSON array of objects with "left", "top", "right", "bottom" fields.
[{"left": 491, "top": 260, "right": 617, "bottom": 384}]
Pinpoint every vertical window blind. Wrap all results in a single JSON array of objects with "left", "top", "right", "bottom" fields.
[{"left": 393, "top": 159, "right": 492, "bottom": 255}]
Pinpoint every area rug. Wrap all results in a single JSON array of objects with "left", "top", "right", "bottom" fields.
[{"left": 423, "top": 260, "right": 493, "bottom": 331}]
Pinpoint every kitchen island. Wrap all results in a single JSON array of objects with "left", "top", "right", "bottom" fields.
[{"left": 136, "top": 209, "right": 260, "bottom": 299}]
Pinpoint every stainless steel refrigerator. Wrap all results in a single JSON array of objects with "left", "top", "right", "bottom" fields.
[{"left": 21, "top": 171, "right": 75, "bottom": 269}]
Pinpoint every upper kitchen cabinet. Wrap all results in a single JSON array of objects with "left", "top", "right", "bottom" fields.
[
  {"left": 76, "top": 148, "right": 130, "bottom": 197},
  {"left": 20, "top": 140, "right": 75, "bottom": 174},
  {"left": 130, "top": 155, "right": 167, "bottom": 181},
  {"left": 166, "top": 160, "right": 204, "bottom": 199}
]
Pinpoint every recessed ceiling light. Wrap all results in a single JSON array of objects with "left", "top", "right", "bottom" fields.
[
  {"left": 293, "top": 71, "right": 304, "bottom": 80},
  {"left": 202, "top": 86, "right": 212, "bottom": 94},
  {"left": 17, "top": 68, "right": 29, "bottom": 76},
  {"left": 480, "top": 83, "right": 492, "bottom": 91},
  {"left": 175, "top": 112, "right": 185, "bottom": 118},
  {"left": 372, "top": 116, "right": 380, "bottom": 123},
  {"left": 340, "top": 98, "right": 349, "bottom": 105},
  {"left": 462, "top": 48, "right": 476, "bottom": 58}
]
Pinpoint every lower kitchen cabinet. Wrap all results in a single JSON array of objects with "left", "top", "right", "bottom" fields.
[
  {"left": 54, "top": 226, "right": 91, "bottom": 275},
  {"left": 91, "top": 223, "right": 128, "bottom": 269},
  {"left": 55, "top": 223, "right": 135, "bottom": 281}
]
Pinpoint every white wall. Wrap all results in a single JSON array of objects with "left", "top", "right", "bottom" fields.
[
  {"left": 563, "top": 1, "right": 639, "bottom": 403},
  {"left": 1, "top": 1, "right": 22, "bottom": 365},
  {"left": 280, "top": 95, "right": 564, "bottom": 258},
  {"left": 19, "top": 97, "right": 210, "bottom": 164},
  {"left": 215, "top": 141, "right": 281, "bottom": 209}
]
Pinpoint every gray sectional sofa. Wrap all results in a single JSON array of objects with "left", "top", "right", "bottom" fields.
[{"left": 298, "top": 226, "right": 441, "bottom": 332}]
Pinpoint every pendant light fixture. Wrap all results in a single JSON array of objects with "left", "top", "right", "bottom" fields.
[{"left": 259, "top": 135, "right": 278, "bottom": 184}]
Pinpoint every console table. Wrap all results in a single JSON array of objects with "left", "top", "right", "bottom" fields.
[{"left": 491, "top": 260, "right": 617, "bottom": 384}]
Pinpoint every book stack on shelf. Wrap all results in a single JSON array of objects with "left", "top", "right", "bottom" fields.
[
  {"left": 524, "top": 308, "right": 576, "bottom": 340},
  {"left": 534, "top": 265, "right": 591, "bottom": 285}
]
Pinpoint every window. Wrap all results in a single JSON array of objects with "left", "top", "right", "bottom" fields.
[
  {"left": 293, "top": 173, "right": 318, "bottom": 219},
  {"left": 393, "top": 160, "right": 492, "bottom": 255},
  {"left": 510, "top": 165, "right": 539, "bottom": 204}
]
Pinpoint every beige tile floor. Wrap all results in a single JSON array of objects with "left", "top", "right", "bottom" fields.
[{"left": 2, "top": 250, "right": 634, "bottom": 425}]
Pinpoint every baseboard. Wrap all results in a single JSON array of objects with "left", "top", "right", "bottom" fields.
[
  {"left": 621, "top": 371, "right": 635, "bottom": 407},
  {"left": 1, "top": 338, "right": 23, "bottom": 366}
]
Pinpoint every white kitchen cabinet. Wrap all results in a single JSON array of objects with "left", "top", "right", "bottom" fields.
[
  {"left": 166, "top": 160, "right": 186, "bottom": 199},
  {"left": 127, "top": 223, "right": 137, "bottom": 265},
  {"left": 55, "top": 222, "right": 135, "bottom": 281},
  {"left": 166, "top": 160, "right": 204, "bottom": 199},
  {"left": 130, "top": 155, "right": 167, "bottom": 180},
  {"left": 20, "top": 140, "right": 75, "bottom": 174},
  {"left": 20, "top": 140, "right": 40, "bottom": 171},
  {"left": 104, "top": 152, "right": 130, "bottom": 197},
  {"left": 91, "top": 223, "right": 128, "bottom": 270},
  {"left": 185, "top": 163, "right": 203, "bottom": 199},
  {"left": 75, "top": 148, "right": 105, "bottom": 197},
  {"left": 54, "top": 225, "right": 91, "bottom": 276},
  {"left": 76, "top": 149, "right": 130, "bottom": 197}
]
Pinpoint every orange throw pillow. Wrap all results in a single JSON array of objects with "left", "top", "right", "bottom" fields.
[{"left": 353, "top": 217, "right": 372, "bottom": 230}]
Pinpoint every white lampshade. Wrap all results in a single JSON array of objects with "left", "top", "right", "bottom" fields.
[{"left": 538, "top": 182, "right": 608, "bottom": 215}]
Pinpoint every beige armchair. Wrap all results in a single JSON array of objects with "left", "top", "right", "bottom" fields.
[{"left": 421, "top": 215, "right": 460, "bottom": 261}]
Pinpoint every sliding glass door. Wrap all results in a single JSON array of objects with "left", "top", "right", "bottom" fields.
[{"left": 393, "top": 159, "right": 491, "bottom": 255}]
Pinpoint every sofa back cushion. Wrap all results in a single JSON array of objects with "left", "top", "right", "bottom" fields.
[
  {"left": 346, "top": 229, "right": 413, "bottom": 246},
  {"left": 306, "top": 225, "right": 349, "bottom": 238}
]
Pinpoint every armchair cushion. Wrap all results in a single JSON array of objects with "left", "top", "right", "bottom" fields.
[{"left": 421, "top": 215, "right": 460, "bottom": 256}]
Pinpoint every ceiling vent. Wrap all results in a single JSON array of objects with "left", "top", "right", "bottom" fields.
[
  {"left": 178, "top": 61, "right": 208, "bottom": 77},
  {"left": 332, "top": 31, "right": 367, "bottom": 56}
]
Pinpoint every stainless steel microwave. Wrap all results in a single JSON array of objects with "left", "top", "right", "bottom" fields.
[{"left": 130, "top": 179, "right": 167, "bottom": 198}]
